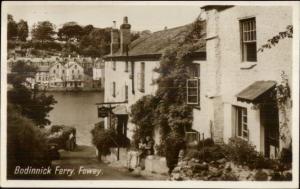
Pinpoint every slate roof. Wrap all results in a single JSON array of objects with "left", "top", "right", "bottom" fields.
[
  {"left": 106, "top": 22, "right": 206, "bottom": 59},
  {"left": 37, "top": 66, "right": 50, "bottom": 72}
]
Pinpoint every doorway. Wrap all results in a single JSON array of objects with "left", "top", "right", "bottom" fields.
[
  {"left": 261, "top": 103, "right": 279, "bottom": 158},
  {"left": 116, "top": 115, "right": 128, "bottom": 137}
]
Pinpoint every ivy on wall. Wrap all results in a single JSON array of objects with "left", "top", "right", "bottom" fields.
[{"left": 130, "top": 19, "right": 205, "bottom": 145}]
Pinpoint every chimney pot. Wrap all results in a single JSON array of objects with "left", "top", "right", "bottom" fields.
[
  {"left": 113, "top": 21, "right": 116, "bottom": 29},
  {"left": 123, "top": 16, "right": 128, "bottom": 24}
]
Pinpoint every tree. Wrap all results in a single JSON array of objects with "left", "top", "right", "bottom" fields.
[
  {"left": 7, "top": 14, "right": 18, "bottom": 40},
  {"left": 57, "top": 22, "right": 83, "bottom": 41},
  {"left": 82, "top": 24, "right": 94, "bottom": 36},
  {"left": 78, "top": 28, "right": 110, "bottom": 57},
  {"left": 17, "top": 19, "right": 29, "bottom": 41},
  {"left": 8, "top": 60, "right": 56, "bottom": 127},
  {"left": 31, "top": 21, "right": 56, "bottom": 42},
  {"left": 7, "top": 103, "right": 51, "bottom": 178}
]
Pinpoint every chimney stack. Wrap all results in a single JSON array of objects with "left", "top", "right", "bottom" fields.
[
  {"left": 120, "top": 16, "right": 131, "bottom": 54},
  {"left": 110, "top": 21, "right": 120, "bottom": 55}
]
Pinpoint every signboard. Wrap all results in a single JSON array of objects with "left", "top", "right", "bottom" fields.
[{"left": 98, "top": 106, "right": 109, "bottom": 118}]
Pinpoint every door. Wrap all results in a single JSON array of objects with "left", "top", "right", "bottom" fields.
[
  {"left": 117, "top": 115, "right": 128, "bottom": 137},
  {"left": 261, "top": 103, "right": 279, "bottom": 158}
]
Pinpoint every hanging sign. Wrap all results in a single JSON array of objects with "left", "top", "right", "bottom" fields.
[{"left": 98, "top": 106, "right": 109, "bottom": 118}]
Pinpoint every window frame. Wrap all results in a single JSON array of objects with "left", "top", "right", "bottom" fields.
[
  {"left": 235, "top": 106, "right": 249, "bottom": 140},
  {"left": 187, "top": 63, "right": 200, "bottom": 106},
  {"left": 112, "top": 81, "right": 116, "bottom": 97},
  {"left": 125, "top": 85, "right": 128, "bottom": 101},
  {"left": 240, "top": 18, "right": 257, "bottom": 62},
  {"left": 138, "top": 62, "right": 145, "bottom": 93},
  {"left": 125, "top": 61, "right": 129, "bottom": 72}
]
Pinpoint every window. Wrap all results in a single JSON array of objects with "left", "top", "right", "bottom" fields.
[
  {"left": 112, "top": 82, "right": 116, "bottom": 97},
  {"left": 57, "top": 65, "right": 59, "bottom": 69},
  {"left": 138, "top": 62, "right": 145, "bottom": 92},
  {"left": 62, "top": 70, "right": 65, "bottom": 74},
  {"left": 72, "top": 70, "right": 74, "bottom": 74},
  {"left": 125, "top": 61, "right": 129, "bottom": 72},
  {"left": 125, "top": 85, "right": 128, "bottom": 101},
  {"left": 187, "top": 63, "right": 200, "bottom": 105},
  {"left": 240, "top": 18, "right": 257, "bottom": 62},
  {"left": 75, "top": 65, "right": 77, "bottom": 69},
  {"left": 187, "top": 79, "right": 199, "bottom": 105},
  {"left": 235, "top": 106, "right": 248, "bottom": 139},
  {"left": 53, "top": 69, "right": 56, "bottom": 74},
  {"left": 112, "top": 61, "right": 116, "bottom": 71}
]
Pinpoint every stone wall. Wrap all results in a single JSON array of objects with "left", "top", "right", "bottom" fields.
[{"left": 101, "top": 148, "right": 168, "bottom": 175}]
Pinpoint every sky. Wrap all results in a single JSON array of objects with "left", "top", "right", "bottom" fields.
[{"left": 5, "top": 2, "right": 205, "bottom": 33}]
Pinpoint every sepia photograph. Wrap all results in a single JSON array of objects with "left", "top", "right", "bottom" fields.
[{"left": 1, "top": 1, "right": 299, "bottom": 188}]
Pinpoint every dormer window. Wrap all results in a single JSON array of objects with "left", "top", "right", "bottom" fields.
[{"left": 240, "top": 18, "right": 257, "bottom": 62}]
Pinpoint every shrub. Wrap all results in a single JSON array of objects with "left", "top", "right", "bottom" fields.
[
  {"left": 280, "top": 144, "right": 292, "bottom": 166},
  {"left": 130, "top": 95, "right": 158, "bottom": 148},
  {"left": 186, "top": 144, "right": 225, "bottom": 162},
  {"left": 7, "top": 104, "right": 51, "bottom": 178},
  {"left": 197, "top": 138, "right": 215, "bottom": 149},
  {"left": 223, "top": 137, "right": 282, "bottom": 170},
  {"left": 165, "top": 132, "right": 186, "bottom": 174},
  {"left": 91, "top": 124, "right": 130, "bottom": 158},
  {"left": 223, "top": 137, "right": 259, "bottom": 167}
]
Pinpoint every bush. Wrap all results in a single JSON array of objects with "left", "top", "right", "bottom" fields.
[
  {"left": 223, "top": 137, "right": 282, "bottom": 170},
  {"left": 91, "top": 124, "right": 130, "bottom": 158},
  {"left": 7, "top": 104, "right": 51, "bottom": 178},
  {"left": 223, "top": 137, "right": 259, "bottom": 167},
  {"left": 165, "top": 132, "right": 186, "bottom": 174},
  {"left": 186, "top": 144, "right": 225, "bottom": 162},
  {"left": 280, "top": 144, "right": 292, "bottom": 166}
]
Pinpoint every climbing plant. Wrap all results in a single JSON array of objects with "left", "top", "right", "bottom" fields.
[
  {"left": 257, "top": 25, "right": 293, "bottom": 52},
  {"left": 130, "top": 18, "right": 205, "bottom": 146},
  {"left": 275, "top": 71, "right": 292, "bottom": 149}
]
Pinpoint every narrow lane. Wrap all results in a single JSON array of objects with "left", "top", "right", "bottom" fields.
[{"left": 51, "top": 145, "right": 146, "bottom": 180}]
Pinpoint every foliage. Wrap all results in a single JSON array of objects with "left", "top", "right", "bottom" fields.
[
  {"left": 7, "top": 14, "right": 18, "bottom": 40},
  {"left": 91, "top": 125, "right": 130, "bottom": 157},
  {"left": 185, "top": 139, "right": 225, "bottom": 162},
  {"left": 8, "top": 62, "right": 57, "bottom": 127},
  {"left": 7, "top": 103, "right": 51, "bottom": 177},
  {"left": 130, "top": 95, "right": 159, "bottom": 147},
  {"left": 258, "top": 25, "right": 293, "bottom": 52},
  {"left": 165, "top": 131, "right": 186, "bottom": 173},
  {"left": 279, "top": 143, "right": 292, "bottom": 167},
  {"left": 79, "top": 28, "right": 111, "bottom": 57},
  {"left": 57, "top": 22, "right": 83, "bottom": 41},
  {"left": 223, "top": 137, "right": 260, "bottom": 168},
  {"left": 17, "top": 19, "right": 29, "bottom": 41},
  {"left": 275, "top": 71, "right": 291, "bottom": 109},
  {"left": 11, "top": 60, "right": 37, "bottom": 74},
  {"left": 31, "top": 21, "right": 56, "bottom": 42},
  {"left": 8, "top": 86, "right": 57, "bottom": 127},
  {"left": 222, "top": 137, "right": 282, "bottom": 170}
]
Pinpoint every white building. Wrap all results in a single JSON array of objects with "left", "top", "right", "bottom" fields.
[
  {"left": 48, "top": 61, "right": 84, "bottom": 88},
  {"left": 35, "top": 66, "right": 50, "bottom": 89},
  {"left": 103, "top": 17, "right": 205, "bottom": 143},
  {"left": 103, "top": 7, "right": 293, "bottom": 159},
  {"left": 192, "top": 5, "right": 293, "bottom": 158}
]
